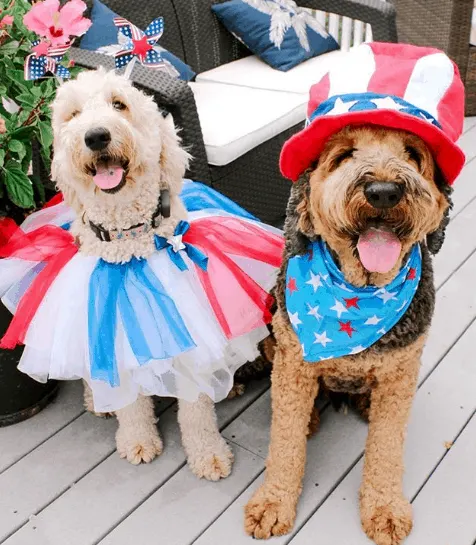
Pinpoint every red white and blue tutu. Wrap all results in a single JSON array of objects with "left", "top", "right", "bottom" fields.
[{"left": 0, "top": 181, "right": 283, "bottom": 412}]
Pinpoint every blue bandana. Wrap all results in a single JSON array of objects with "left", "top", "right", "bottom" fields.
[{"left": 285, "top": 240, "right": 422, "bottom": 362}]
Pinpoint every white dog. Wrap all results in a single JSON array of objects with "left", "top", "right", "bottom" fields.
[
  {"left": 50, "top": 68, "right": 232, "bottom": 479},
  {"left": 0, "top": 67, "right": 281, "bottom": 480}
]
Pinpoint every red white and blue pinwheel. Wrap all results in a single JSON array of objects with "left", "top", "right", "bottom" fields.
[
  {"left": 113, "top": 17, "right": 166, "bottom": 71},
  {"left": 24, "top": 40, "right": 72, "bottom": 81}
]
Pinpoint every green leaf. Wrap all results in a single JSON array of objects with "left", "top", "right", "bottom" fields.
[
  {"left": 18, "top": 109, "right": 32, "bottom": 125},
  {"left": 6, "top": 70, "right": 29, "bottom": 92},
  {"left": 11, "top": 126, "right": 34, "bottom": 140},
  {"left": 16, "top": 91, "right": 37, "bottom": 108},
  {"left": 38, "top": 120, "right": 53, "bottom": 150},
  {"left": 8, "top": 139, "right": 27, "bottom": 162},
  {"left": 21, "top": 144, "right": 32, "bottom": 173},
  {"left": 4, "top": 166, "right": 34, "bottom": 209},
  {"left": 39, "top": 80, "right": 56, "bottom": 98},
  {"left": 0, "top": 42, "right": 21, "bottom": 56},
  {"left": 69, "top": 66, "right": 83, "bottom": 79},
  {"left": 0, "top": 149, "right": 5, "bottom": 168},
  {"left": 30, "top": 86, "right": 43, "bottom": 98},
  {"left": 0, "top": 102, "right": 10, "bottom": 118}
]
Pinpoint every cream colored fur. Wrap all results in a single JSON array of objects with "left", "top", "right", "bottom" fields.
[{"left": 53, "top": 68, "right": 232, "bottom": 477}]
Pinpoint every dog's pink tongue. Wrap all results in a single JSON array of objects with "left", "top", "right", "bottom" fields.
[
  {"left": 357, "top": 228, "right": 401, "bottom": 273},
  {"left": 93, "top": 165, "right": 124, "bottom": 190}
]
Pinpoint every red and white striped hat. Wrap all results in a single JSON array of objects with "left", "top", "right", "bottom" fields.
[{"left": 280, "top": 42, "right": 465, "bottom": 185}]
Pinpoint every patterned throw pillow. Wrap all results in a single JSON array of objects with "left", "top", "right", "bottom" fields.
[
  {"left": 80, "top": 0, "right": 195, "bottom": 81},
  {"left": 212, "top": 0, "right": 339, "bottom": 71}
]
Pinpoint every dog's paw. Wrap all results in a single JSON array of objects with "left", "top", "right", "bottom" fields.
[
  {"left": 187, "top": 436, "right": 234, "bottom": 481},
  {"left": 245, "top": 485, "right": 297, "bottom": 539},
  {"left": 90, "top": 410, "right": 114, "bottom": 419},
  {"left": 361, "top": 495, "right": 413, "bottom": 545},
  {"left": 227, "top": 382, "right": 246, "bottom": 399},
  {"left": 116, "top": 427, "right": 163, "bottom": 465}
]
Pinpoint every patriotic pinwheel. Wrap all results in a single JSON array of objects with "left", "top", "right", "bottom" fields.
[
  {"left": 113, "top": 17, "right": 166, "bottom": 71},
  {"left": 24, "top": 40, "right": 72, "bottom": 81}
]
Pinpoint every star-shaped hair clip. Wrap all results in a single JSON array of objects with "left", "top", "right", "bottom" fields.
[{"left": 113, "top": 17, "right": 166, "bottom": 79}]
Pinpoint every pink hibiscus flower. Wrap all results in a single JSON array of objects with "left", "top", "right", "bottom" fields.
[{"left": 24, "top": 0, "right": 91, "bottom": 47}]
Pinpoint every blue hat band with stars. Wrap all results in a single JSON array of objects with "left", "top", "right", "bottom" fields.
[{"left": 305, "top": 92, "right": 442, "bottom": 130}]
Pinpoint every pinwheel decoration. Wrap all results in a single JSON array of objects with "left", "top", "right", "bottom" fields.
[
  {"left": 113, "top": 17, "right": 166, "bottom": 72},
  {"left": 24, "top": 40, "right": 72, "bottom": 81},
  {"left": 22, "top": 0, "right": 92, "bottom": 81}
]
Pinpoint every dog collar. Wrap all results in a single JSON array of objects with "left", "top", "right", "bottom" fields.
[
  {"left": 285, "top": 240, "right": 422, "bottom": 363},
  {"left": 89, "top": 189, "right": 170, "bottom": 242}
]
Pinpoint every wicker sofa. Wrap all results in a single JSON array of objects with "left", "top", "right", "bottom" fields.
[
  {"left": 391, "top": 0, "right": 476, "bottom": 116},
  {"left": 70, "top": 0, "right": 397, "bottom": 225}
]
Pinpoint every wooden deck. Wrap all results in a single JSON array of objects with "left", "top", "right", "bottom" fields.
[{"left": 1, "top": 118, "right": 476, "bottom": 545}]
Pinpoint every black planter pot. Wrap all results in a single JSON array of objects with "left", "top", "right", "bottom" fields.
[{"left": 0, "top": 302, "right": 58, "bottom": 427}]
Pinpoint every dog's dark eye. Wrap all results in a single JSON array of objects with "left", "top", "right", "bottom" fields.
[
  {"left": 112, "top": 100, "right": 127, "bottom": 111},
  {"left": 405, "top": 146, "right": 422, "bottom": 169},
  {"left": 333, "top": 148, "right": 355, "bottom": 168},
  {"left": 68, "top": 110, "right": 80, "bottom": 121}
]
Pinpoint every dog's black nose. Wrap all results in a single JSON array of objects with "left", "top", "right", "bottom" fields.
[
  {"left": 84, "top": 128, "right": 111, "bottom": 151},
  {"left": 364, "top": 181, "right": 404, "bottom": 209}
]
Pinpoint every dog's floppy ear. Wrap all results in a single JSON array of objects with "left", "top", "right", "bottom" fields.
[
  {"left": 159, "top": 114, "right": 191, "bottom": 194},
  {"left": 283, "top": 170, "right": 317, "bottom": 256},
  {"left": 426, "top": 166, "right": 453, "bottom": 255}
]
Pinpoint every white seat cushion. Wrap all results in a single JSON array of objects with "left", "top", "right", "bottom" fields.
[
  {"left": 189, "top": 82, "right": 306, "bottom": 167},
  {"left": 195, "top": 49, "right": 349, "bottom": 95}
]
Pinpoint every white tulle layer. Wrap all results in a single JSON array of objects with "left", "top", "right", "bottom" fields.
[{"left": 15, "top": 250, "right": 270, "bottom": 413}]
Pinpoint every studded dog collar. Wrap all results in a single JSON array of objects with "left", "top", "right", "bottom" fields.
[{"left": 89, "top": 189, "right": 170, "bottom": 242}]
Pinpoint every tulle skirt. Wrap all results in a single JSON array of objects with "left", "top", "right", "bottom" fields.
[{"left": 0, "top": 182, "right": 283, "bottom": 412}]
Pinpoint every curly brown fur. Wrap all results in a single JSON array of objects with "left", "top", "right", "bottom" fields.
[{"left": 245, "top": 127, "right": 451, "bottom": 544}]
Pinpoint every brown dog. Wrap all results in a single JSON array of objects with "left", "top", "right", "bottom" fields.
[{"left": 244, "top": 126, "right": 451, "bottom": 545}]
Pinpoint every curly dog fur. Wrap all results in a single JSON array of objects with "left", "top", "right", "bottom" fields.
[
  {"left": 51, "top": 68, "right": 234, "bottom": 479},
  {"left": 245, "top": 127, "right": 451, "bottom": 544}
]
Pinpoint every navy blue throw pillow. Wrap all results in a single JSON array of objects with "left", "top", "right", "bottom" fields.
[{"left": 212, "top": 0, "right": 339, "bottom": 71}]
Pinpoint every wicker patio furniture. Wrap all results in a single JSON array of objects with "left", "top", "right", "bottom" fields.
[
  {"left": 391, "top": 0, "right": 476, "bottom": 116},
  {"left": 67, "top": 0, "right": 397, "bottom": 225}
]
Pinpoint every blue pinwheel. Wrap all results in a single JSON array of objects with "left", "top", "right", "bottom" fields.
[{"left": 113, "top": 16, "right": 166, "bottom": 71}]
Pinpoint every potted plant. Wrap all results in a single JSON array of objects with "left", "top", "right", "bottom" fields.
[{"left": 0, "top": 0, "right": 89, "bottom": 426}]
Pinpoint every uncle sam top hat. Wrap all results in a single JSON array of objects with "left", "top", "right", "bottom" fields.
[{"left": 280, "top": 42, "right": 465, "bottom": 185}]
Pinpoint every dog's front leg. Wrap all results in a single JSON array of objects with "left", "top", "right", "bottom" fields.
[
  {"left": 360, "top": 344, "right": 422, "bottom": 545},
  {"left": 115, "top": 395, "right": 163, "bottom": 465},
  {"left": 178, "top": 394, "right": 234, "bottom": 481},
  {"left": 245, "top": 317, "right": 319, "bottom": 539}
]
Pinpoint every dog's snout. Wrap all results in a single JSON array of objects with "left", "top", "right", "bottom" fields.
[
  {"left": 84, "top": 127, "right": 111, "bottom": 151},
  {"left": 363, "top": 181, "right": 404, "bottom": 209}
]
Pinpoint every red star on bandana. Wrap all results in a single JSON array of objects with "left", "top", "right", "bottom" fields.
[
  {"left": 407, "top": 268, "right": 417, "bottom": 280},
  {"left": 287, "top": 277, "right": 298, "bottom": 293},
  {"left": 339, "top": 320, "right": 357, "bottom": 338},
  {"left": 131, "top": 36, "right": 153, "bottom": 61},
  {"left": 344, "top": 296, "right": 360, "bottom": 309}
]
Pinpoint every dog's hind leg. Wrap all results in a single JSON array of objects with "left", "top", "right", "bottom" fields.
[
  {"left": 178, "top": 394, "right": 234, "bottom": 481},
  {"left": 245, "top": 313, "right": 319, "bottom": 539},
  {"left": 115, "top": 395, "right": 163, "bottom": 465},
  {"left": 360, "top": 340, "right": 423, "bottom": 545}
]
